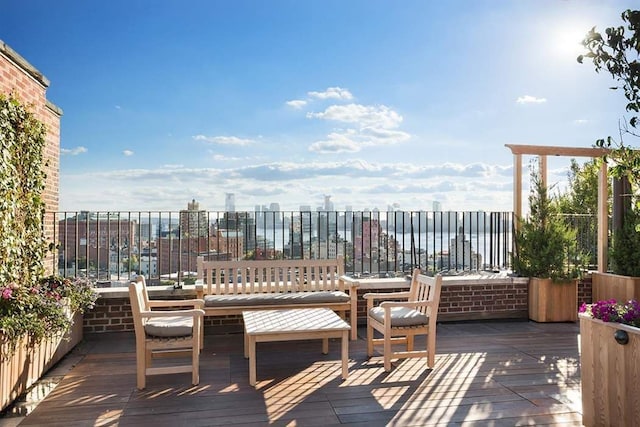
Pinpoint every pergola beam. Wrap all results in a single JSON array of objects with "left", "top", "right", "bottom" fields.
[
  {"left": 505, "top": 144, "right": 610, "bottom": 273},
  {"left": 505, "top": 144, "right": 609, "bottom": 157}
]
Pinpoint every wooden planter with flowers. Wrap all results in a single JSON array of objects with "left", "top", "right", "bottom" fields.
[
  {"left": 0, "top": 304, "right": 83, "bottom": 412},
  {"left": 0, "top": 276, "right": 97, "bottom": 412},
  {"left": 579, "top": 300, "right": 640, "bottom": 427}
]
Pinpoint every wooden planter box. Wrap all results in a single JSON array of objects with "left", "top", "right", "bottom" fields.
[
  {"left": 0, "top": 310, "right": 83, "bottom": 412},
  {"left": 592, "top": 272, "right": 640, "bottom": 303},
  {"left": 580, "top": 314, "right": 640, "bottom": 426},
  {"left": 528, "top": 277, "right": 577, "bottom": 322}
]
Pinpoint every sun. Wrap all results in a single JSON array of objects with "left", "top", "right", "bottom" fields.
[{"left": 551, "top": 23, "right": 589, "bottom": 59}]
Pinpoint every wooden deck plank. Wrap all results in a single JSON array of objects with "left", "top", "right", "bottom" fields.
[{"left": 4, "top": 320, "right": 583, "bottom": 426}]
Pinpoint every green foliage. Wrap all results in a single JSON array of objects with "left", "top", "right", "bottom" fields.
[
  {"left": 579, "top": 9, "right": 640, "bottom": 275},
  {"left": 611, "top": 209, "right": 640, "bottom": 276},
  {"left": 0, "top": 93, "right": 48, "bottom": 290},
  {"left": 556, "top": 159, "right": 607, "bottom": 215},
  {"left": 512, "top": 166, "right": 582, "bottom": 280},
  {"left": 38, "top": 275, "right": 99, "bottom": 314},
  {"left": 555, "top": 159, "right": 609, "bottom": 267},
  {"left": 1, "top": 276, "right": 98, "bottom": 358},
  {"left": 578, "top": 9, "right": 640, "bottom": 144},
  {"left": 0, "top": 94, "right": 87, "bottom": 356},
  {"left": 578, "top": 9, "right": 640, "bottom": 182}
]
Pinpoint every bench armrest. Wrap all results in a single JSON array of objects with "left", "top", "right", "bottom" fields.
[{"left": 339, "top": 275, "right": 360, "bottom": 287}]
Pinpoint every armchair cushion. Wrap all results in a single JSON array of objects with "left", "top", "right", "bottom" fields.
[
  {"left": 144, "top": 316, "right": 194, "bottom": 338},
  {"left": 368, "top": 306, "right": 429, "bottom": 327}
]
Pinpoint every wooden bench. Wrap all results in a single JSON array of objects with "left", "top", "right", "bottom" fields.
[{"left": 195, "top": 256, "right": 359, "bottom": 340}]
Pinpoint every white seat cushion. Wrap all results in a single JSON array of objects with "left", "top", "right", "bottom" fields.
[
  {"left": 203, "top": 291, "right": 350, "bottom": 307},
  {"left": 368, "top": 306, "right": 429, "bottom": 327},
  {"left": 144, "top": 316, "right": 193, "bottom": 338}
]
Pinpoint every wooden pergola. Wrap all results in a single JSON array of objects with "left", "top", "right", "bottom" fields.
[{"left": 506, "top": 144, "right": 610, "bottom": 272}]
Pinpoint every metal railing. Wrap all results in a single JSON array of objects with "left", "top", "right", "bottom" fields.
[{"left": 50, "top": 210, "right": 516, "bottom": 286}]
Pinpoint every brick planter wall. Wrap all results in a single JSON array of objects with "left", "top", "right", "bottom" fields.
[{"left": 82, "top": 275, "right": 598, "bottom": 336}]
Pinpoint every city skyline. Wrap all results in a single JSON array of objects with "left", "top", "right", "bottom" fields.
[{"left": 2, "top": 1, "right": 636, "bottom": 212}]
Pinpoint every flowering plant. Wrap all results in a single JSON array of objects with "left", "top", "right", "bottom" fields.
[
  {"left": 1, "top": 275, "right": 98, "bottom": 357},
  {"left": 579, "top": 299, "right": 640, "bottom": 328}
]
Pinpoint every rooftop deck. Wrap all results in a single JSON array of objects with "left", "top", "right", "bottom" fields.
[{"left": 2, "top": 321, "right": 583, "bottom": 426}]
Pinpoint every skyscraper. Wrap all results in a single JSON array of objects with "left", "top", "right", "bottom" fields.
[
  {"left": 179, "top": 199, "right": 209, "bottom": 238},
  {"left": 225, "top": 193, "right": 236, "bottom": 212}
]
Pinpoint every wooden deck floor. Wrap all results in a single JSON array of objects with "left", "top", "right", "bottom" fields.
[{"left": 2, "top": 321, "right": 583, "bottom": 426}]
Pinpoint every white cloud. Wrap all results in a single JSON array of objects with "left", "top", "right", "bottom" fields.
[
  {"left": 307, "top": 103, "right": 403, "bottom": 129},
  {"left": 516, "top": 95, "right": 547, "bottom": 104},
  {"left": 115, "top": 105, "right": 121, "bottom": 110},
  {"left": 193, "top": 135, "right": 255, "bottom": 146},
  {"left": 360, "top": 127, "right": 411, "bottom": 145},
  {"left": 309, "top": 133, "right": 362, "bottom": 154},
  {"left": 573, "top": 119, "right": 588, "bottom": 125},
  {"left": 61, "top": 146, "right": 88, "bottom": 156},
  {"left": 308, "top": 87, "right": 353, "bottom": 101},
  {"left": 123, "top": 150, "right": 134, "bottom": 156},
  {"left": 59, "top": 159, "right": 515, "bottom": 212},
  {"left": 286, "top": 99, "right": 307, "bottom": 109}
]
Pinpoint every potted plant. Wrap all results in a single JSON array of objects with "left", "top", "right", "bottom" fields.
[
  {"left": 1, "top": 275, "right": 98, "bottom": 411},
  {"left": 579, "top": 299, "right": 640, "bottom": 426},
  {"left": 579, "top": 9, "right": 640, "bottom": 302},
  {"left": 512, "top": 165, "right": 581, "bottom": 322}
]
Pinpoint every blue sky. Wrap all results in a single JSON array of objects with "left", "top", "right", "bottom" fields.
[{"left": 1, "top": 0, "right": 636, "bottom": 212}]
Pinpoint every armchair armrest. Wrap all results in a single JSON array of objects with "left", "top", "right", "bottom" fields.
[
  {"left": 148, "top": 299, "right": 204, "bottom": 310},
  {"left": 141, "top": 309, "right": 205, "bottom": 319},
  {"left": 380, "top": 300, "right": 435, "bottom": 309},
  {"left": 362, "top": 291, "right": 410, "bottom": 300}
]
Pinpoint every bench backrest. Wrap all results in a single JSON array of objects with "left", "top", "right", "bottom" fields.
[{"left": 197, "top": 256, "right": 346, "bottom": 295}]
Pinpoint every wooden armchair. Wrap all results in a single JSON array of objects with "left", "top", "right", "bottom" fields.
[
  {"left": 129, "top": 276, "right": 205, "bottom": 389},
  {"left": 363, "top": 269, "right": 442, "bottom": 371}
]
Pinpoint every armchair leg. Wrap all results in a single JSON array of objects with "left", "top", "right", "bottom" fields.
[
  {"left": 192, "top": 346, "right": 200, "bottom": 386},
  {"left": 366, "top": 320, "right": 374, "bottom": 357},
  {"left": 383, "top": 333, "right": 392, "bottom": 372},
  {"left": 136, "top": 345, "right": 147, "bottom": 390},
  {"left": 427, "top": 333, "right": 436, "bottom": 369}
]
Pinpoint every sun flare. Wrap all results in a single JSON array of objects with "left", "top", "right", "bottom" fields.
[{"left": 551, "top": 23, "right": 589, "bottom": 59}]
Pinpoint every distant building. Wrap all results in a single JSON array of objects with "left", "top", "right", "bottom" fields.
[
  {"left": 447, "top": 227, "right": 482, "bottom": 270},
  {"left": 180, "top": 199, "right": 208, "bottom": 238},
  {"left": 225, "top": 193, "right": 236, "bottom": 212},
  {"left": 57, "top": 211, "right": 138, "bottom": 272}
]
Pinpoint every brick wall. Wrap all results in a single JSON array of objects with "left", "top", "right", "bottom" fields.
[
  {"left": 0, "top": 40, "right": 61, "bottom": 275},
  {"left": 83, "top": 277, "right": 593, "bottom": 336}
]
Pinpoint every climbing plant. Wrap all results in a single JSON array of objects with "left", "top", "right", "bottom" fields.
[{"left": 0, "top": 93, "right": 48, "bottom": 289}]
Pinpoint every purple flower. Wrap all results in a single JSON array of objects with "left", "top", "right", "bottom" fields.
[{"left": 584, "top": 299, "right": 640, "bottom": 327}]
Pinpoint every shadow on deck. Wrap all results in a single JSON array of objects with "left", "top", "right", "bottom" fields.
[{"left": 1, "top": 321, "right": 583, "bottom": 426}]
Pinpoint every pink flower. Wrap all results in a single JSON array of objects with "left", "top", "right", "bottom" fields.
[{"left": 1, "top": 288, "right": 12, "bottom": 300}]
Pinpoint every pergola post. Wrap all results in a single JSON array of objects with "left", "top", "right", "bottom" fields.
[
  {"left": 513, "top": 153, "right": 522, "bottom": 226},
  {"left": 598, "top": 161, "right": 608, "bottom": 272}
]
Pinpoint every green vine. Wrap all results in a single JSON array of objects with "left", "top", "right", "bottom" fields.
[{"left": 0, "top": 93, "right": 52, "bottom": 354}]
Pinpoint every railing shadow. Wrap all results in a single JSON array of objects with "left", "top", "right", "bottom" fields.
[{"left": 8, "top": 321, "right": 582, "bottom": 426}]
